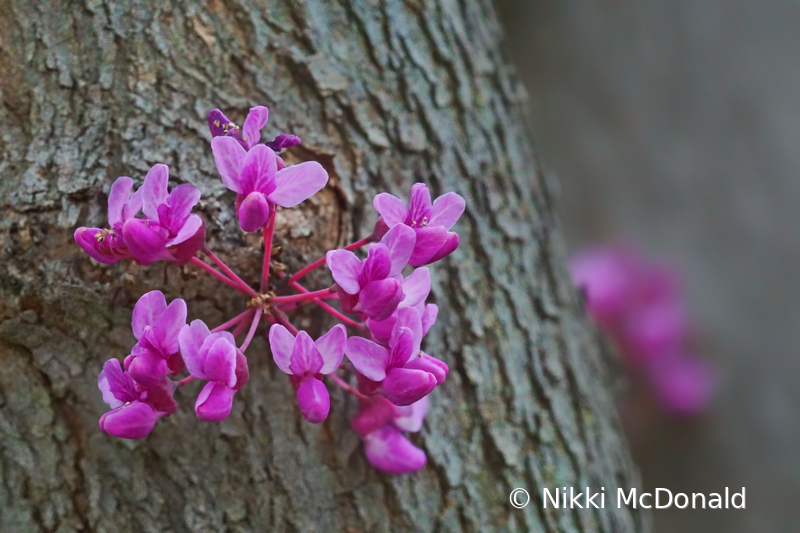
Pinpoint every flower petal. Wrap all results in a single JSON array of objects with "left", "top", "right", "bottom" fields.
[
  {"left": 408, "top": 183, "right": 432, "bottom": 224},
  {"left": 195, "top": 381, "right": 236, "bottom": 422},
  {"left": 203, "top": 337, "right": 238, "bottom": 387},
  {"left": 127, "top": 349, "right": 169, "bottom": 387},
  {"left": 268, "top": 161, "right": 328, "bottom": 207},
  {"left": 207, "top": 108, "right": 234, "bottom": 138},
  {"left": 425, "top": 232, "right": 460, "bottom": 264},
  {"left": 360, "top": 278, "right": 403, "bottom": 321},
  {"left": 393, "top": 396, "right": 429, "bottom": 432},
  {"left": 289, "top": 330, "right": 324, "bottom": 376},
  {"left": 141, "top": 164, "right": 170, "bottom": 220},
  {"left": 372, "top": 193, "right": 408, "bottom": 227},
  {"left": 399, "top": 268, "right": 430, "bottom": 309},
  {"left": 99, "top": 401, "right": 161, "bottom": 439},
  {"left": 363, "top": 425, "right": 427, "bottom": 474},
  {"left": 238, "top": 192, "right": 271, "bottom": 233},
  {"left": 166, "top": 183, "right": 201, "bottom": 228},
  {"left": 211, "top": 136, "right": 247, "bottom": 193},
  {"left": 296, "top": 375, "right": 330, "bottom": 424},
  {"left": 132, "top": 291, "right": 167, "bottom": 340},
  {"left": 408, "top": 227, "right": 448, "bottom": 266},
  {"left": 403, "top": 353, "right": 448, "bottom": 385},
  {"left": 242, "top": 106, "right": 269, "bottom": 149},
  {"left": 240, "top": 144, "right": 277, "bottom": 196},
  {"left": 326, "top": 249, "right": 362, "bottom": 294},
  {"left": 429, "top": 192, "right": 465, "bottom": 229},
  {"left": 388, "top": 327, "right": 415, "bottom": 369},
  {"left": 393, "top": 307, "right": 423, "bottom": 359},
  {"left": 421, "top": 304, "right": 438, "bottom": 337},
  {"left": 179, "top": 319, "right": 211, "bottom": 380},
  {"left": 74, "top": 227, "right": 121, "bottom": 264},
  {"left": 99, "top": 358, "right": 138, "bottom": 406},
  {"left": 315, "top": 324, "right": 347, "bottom": 374},
  {"left": 107, "top": 177, "right": 134, "bottom": 227},
  {"left": 345, "top": 337, "right": 390, "bottom": 381},
  {"left": 380, "top": 224, "right": 416, "bottom": 276},
  {"left": 350, "top": 396, "right": 398, "bottom": 436},
  {"left": 269, "top": 324, "right": 296, "bottom": 374},
  {"left": 152, "top": 298, "right": 187, "bottom": 355},
  {"left": 380, "top": 367, "right": 436, "bottom": 406},
  {"left": 359, "top": 244, "right": 391, "bottom": 284},
  {"left": 122, "top": 218, "right": 171, "bottom": 265}
]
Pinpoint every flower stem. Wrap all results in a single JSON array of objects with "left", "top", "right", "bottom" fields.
[
  {"left": 276, "top": 271, "right": 364, "bottom": 329},
  {"left": 261, "top": 206, "right": 277, "bottom": 292},
  {"left": 239, "top": 309, "right": 263, "bottom": 352},
  {"left": 328, "top": 373, "right": 369, "bottom": 400},
  {"left": 202, "top": 246, "right": 259, "bottom": 298},
  {"left": 287, "top": 236, "right": 372, "bottom": 284},
  {"left": 211, "top": 309, "right": 253, "bottom": 333},
  {"left": 270, "top": 307, "right": 298, "bottom": 335},
  {"left": 178, "top": 375, "right": 195, "bottom": 387},
  {"left": 271, "top": 287, "right": 336, "bottom": 304},
  {"left": 189, "top": 257, "right": 252, "bottom": 295}
]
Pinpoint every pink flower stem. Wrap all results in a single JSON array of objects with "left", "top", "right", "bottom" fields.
[
  {"left": 270, "top": 307, "right": 298, "bottom": 335},
  {"left": 178, "top": 375, "right": 195, "bottom": 387},
  {"left": 231, "top": 315, "right": 252, "bottom": 338},
  {"left": 211, "top": 309, "right": 253, "bottom": 333},
  {"left": 239, "top": 308, "right": 263, "bottom": 352},
  {"left": 189, "top": 257, "right": 252, "bottom": 295},
  {"left": 260, "top": 206, "right": 277, "bottom": 292},
  {"left": 275, "top": 271, "right": 364, "bottom": 329},
  {"left": 201, "top": 246, "right": 259, "bottom": 298},
  {"left": 288, "top": 236, "right": 372, "bottom": 284},
  {"left": 328, "top": 373, "right": 369, "bottom": 400},
  {"left": 270, "top": 287, "right": 336, "bottom": 304}
]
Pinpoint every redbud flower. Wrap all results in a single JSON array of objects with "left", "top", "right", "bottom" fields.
[
  {"left": 211, "top": 141, "right": 328, "bottom": 232},
  {"left": 649, "top": 353, "right": 714, "bottom": 416},
  {"left": 327, "top": 225, "right": 416, "bottom": 321},
  {"left": 121, "top": 164, "right": 205, "bottom": 265},
  {"left": 373, "top": 183, "right": 465, "bottom": 266},
  {"left": 268, "top": 324, "right": 347, "bottom": 423},
  {"left": 208, "top": 106, "right": 269, "bottom": 151},
  {"left": 178, "top": 320, "right": 249, "bottom": 422},
  {"left": 351, "top": 396, "right": 428, "bottom": 473},
  {"left": 265, "top": 133, "right": 302, "bottom": 152},
  {"left": 97, "top": 358, "right": 177, "bottom": 439},
  {"left": 74, "top": 176, "right": 142, "bottom": 264},
  {"left": 366, "top": 268, "right": 433, "bottom": 344}
]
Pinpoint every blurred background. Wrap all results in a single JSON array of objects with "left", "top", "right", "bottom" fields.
[{"left": 496, "top": 1, "right": 800, "bottom": 531}]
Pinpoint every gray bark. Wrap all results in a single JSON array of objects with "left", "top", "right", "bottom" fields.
[{"left": 0, "top": 1, "right": 646, "bottom": 532}]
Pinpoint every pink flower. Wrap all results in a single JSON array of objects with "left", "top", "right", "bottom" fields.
[
  {"left": 178, "top": 320, "right": 249, "bottom": 422},
  {"left": 121, "top": 164, "right": 205, "bottom": 265},
  {"left": 351, "top": 396, "right": 428, "bottom": 474},
  {"left": 326, "top": 225, "right": 416, "bottom": 321},
  {"left": 124, "top": 291, "right": 187, "bottom": 387},
  {"left": 211, "top": 140, "right": 328, "bottom": 232},
  {"left": 649, "top": 354, "right": 714, "bottom": 416},
  {"left": 268, "top": 324, "right": 347, "bottom": 423},
  {"left": 373, "top": 183, "right": 465, "bottom": 266},
  {"left": 97, "top": 359, "right": 177, "bottom": 439},
  {"left": 345, "top": 307, "right": 443, "bottom": 406},
  {"left": 74, "top": 176, "right": 142, "bottom": 264},
  {"left": 366, "top": 269, "right": 434, "bottom": 345}
]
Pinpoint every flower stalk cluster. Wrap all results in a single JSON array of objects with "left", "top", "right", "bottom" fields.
[{"left": 77, "top": 106, "right": 465, "bottom": 474}]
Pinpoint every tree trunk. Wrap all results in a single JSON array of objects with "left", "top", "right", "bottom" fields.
[{"left": 0, "top": 1, "right": 647, "bottom": 532}]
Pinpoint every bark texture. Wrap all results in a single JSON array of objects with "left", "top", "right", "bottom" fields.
[{"left": 0, "top": 1, "right": 647, "bottom": 532}]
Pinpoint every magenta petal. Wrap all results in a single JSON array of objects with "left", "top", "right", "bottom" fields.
[
  {"left": 315, "top": 324, "right": 347, "bottom": 374},
  {"left": 345, "top": 337, "right": 390, "bottom": 381},
  {"left": 99, "top": 358, "right": 138, "bottom": 406},
  {"left": 265, "top": 133, "right": 301, "bottom": 152},
  {"left": 403, "top": 353, "right": 448, "bottom": 385},
  {"left": 269, "top": 161, "right": 328, "bottom": 207},
  {"left": 152, "top": 298, "right": 187, "bottom": 355},
  {"left": 380, "top": 224, "right": 417, "bottom": 276},
  {"left": 127, "top": 350, "right": 169, "bottom": 387},
  {"left": 240, "top": 144, "right": 277, "bottom": 195},
  {"left": 408, "top": 183, "right": 433, "bottom": 223},
  {"left": 143, "top": 377, "right": 179, "bottom": 415},
  {"left": 122, "top": 218, "right": 171, "bottom": 264},
  {"left": 166, "top": 183, "right": 201, "bottom": 226},
  {"left": 195, "top": 381, "right": 236, "bottom": 422},
  {"left": 651, "top": 356, "right": 714, "bottom": 416},
  {"left": 367, "top": 314, "right": 396, "bottom": 346},
  {"left": 326, "top": 250, "right": 362, "bottom": 294},
  {"left": 381, "top": 367, "right": 436, "bottom": 406},
  {"left": 238, "top": 191, "right": 271, "bottom": 232},
  {"left": 421, "top": 304, "right": 438, "bottom": 337},
  {"left": 393, "top": 396, "right": 429, "bottom": 433},
  {"left": 296, "top": 375, "right": 330, "bottom": 424},
  {"left": 233, "top": 350, "right": 249, "bottom": 391},
  {"left": 429, "top": 192, "right": 465, "bottom": 229},
  {"left": 107, "top": 177, "right": 135, "bottom": 227},
  {"left": 373, "top": 193, "right": 408, "bottom": 227},
  {"left": 359, "top": 244, "right": 392, "bottom": 284},
  {"left": 388, "top": 327, "right": 416, "bottom": 369},
  {"left": 392, "top": 307, "right": 423, "bottom": 358},
  {"left": 408, "top": 227, "right": 448, "bottom": 266},
  {"left": 74, "top": 227, "right": 121, "bottom": 264},
  {"left": 179, "top": 320, "right": 211, "bottom": 379},
  {"left": 99, "top": 401, "right": 161, "bottom": 439},
  {"left": 168, "top": 216, "right": 205, "bottom": 265},
  {"left": 351, "top": 397, "right": 398, "bottom": 436},
  {"left": 269, "top": 324, "right": 296, "bottom": 374},
  {"left": 363, "top": 425, "right": 427, "bottom": 474},
  {"left": 289, "top": 330, "right": 324, "bottom": 376},
  {"left": 132, "top": 291, "right": 168, "bottom": 340},
  {"left": 166, "top": 213, "right": 203, "bottom": 247},
  {"left": 242, "top": 106, "right": 269, "bottom": 148},
  {"left": 141, "top": 164, "right": 170, "bottom": 220},
  {"left": 399, "top": 268, "right": 430, "bottom": 309},
  {"left": 211, "top": 136, "right": 247, "bottom": 194},
  {"left": 360, "top": 278, "right": 403, "bottom": 321},
  {"left": 425, "top": 232, "right": 460, "bottom": 264},
  {"left": 203, "top": 337, "right": 238, "bottom": 387}
]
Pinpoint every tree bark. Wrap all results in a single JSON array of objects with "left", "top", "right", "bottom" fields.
[{"left": 0, "top": 1, "right": 647, "bottom": 532}]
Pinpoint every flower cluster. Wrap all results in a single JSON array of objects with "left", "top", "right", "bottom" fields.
[
  {"left": 570, "top": 245, "right": 714, "bottom": 416},
  {"left": 77, "top": 106, "right": 465, "bottom": 474}
]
